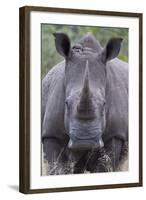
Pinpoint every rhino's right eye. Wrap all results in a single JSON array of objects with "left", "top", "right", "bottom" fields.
[{"left": 65, "top": 100, "right": 69, "bottom": 107}]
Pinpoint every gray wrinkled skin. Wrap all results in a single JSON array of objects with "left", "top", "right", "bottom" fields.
[{"left": 42, "top": 33, "right": 128, "bottom": 175}]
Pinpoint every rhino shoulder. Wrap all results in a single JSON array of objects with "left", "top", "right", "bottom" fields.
[
  {"left": 104, "top": 58, "right": 128, "bottom": 142},
  {"left": 42, "top": 60, "right": 65, "bottom": 93},
  {"left": 107, "top": 58, "right": 128, "bottom": 91},
  {"left": 42, "top": 61, "right": 65, "bottom": 121}
]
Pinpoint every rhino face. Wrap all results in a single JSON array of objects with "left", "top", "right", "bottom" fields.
[
  {"left": 64, "top": 64, "right": 105, "bottom": 150},
  {"left": 54, "top": 32, "right": 122, "bottom": 151}
]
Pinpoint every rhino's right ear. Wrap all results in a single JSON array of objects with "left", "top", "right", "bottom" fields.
[{"left": 53, "top": 33, "right": 71, "bottom": 58}]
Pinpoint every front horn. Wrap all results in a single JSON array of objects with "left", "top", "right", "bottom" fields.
[{"left": 77, "top": 60, "right": 95, "bottom": 118}]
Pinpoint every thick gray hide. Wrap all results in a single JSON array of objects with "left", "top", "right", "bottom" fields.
[
  {"left": 103, "top": 58, "right": 128, "bottom": 143},
  {"left": 42, "top": 61, "right": 68, "bottom": 143},
  {"left": 42, "top": 59, "right": 128, "bottom": 144}
]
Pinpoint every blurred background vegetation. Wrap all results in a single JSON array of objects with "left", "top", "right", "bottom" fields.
[{"left": 41, "top": 24, "right": 128, "bottom": 79}]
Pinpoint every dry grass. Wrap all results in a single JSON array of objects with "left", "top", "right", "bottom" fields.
[
  {"left": 42, "top": 152, "right": 128, "bottom": 176},
  {"left": 42, "top": 154, "right": 75, "bottom": 175}
]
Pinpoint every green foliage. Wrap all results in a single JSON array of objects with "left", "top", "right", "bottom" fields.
[{"left": 41, "top": 24, "right": 128, "bottom": 78}]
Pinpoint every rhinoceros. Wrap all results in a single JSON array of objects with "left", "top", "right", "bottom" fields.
[{"left": 42, "top": 32, "right": 128, "bottom": 174}]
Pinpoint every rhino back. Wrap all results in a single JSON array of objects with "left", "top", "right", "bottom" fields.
[{"left": 103, "top": 58, "right": 128, "bottom": 142}]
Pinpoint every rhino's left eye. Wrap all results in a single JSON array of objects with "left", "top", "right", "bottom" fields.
[
  {"left": 65, "top": 100, "right": 68, "bottom": 107},
  {"left": 103, "top": 102, "right": 106, "bottom": 107},
  {"left": 65, "top": 100, "right": 71, "bottom": 109}
]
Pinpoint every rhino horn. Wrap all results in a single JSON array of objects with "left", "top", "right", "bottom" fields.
[{"left": 77, "top": 61, "right": 94, "bottom": 118}]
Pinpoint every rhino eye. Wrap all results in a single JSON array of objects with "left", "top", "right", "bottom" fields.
[
  {"left": 65, "top": 100, "right": 68, "bottom": 106},
  {"left": 65, "top": 100, "right": 70, "bottom": 108},
  {"left": 102, "top": 102, "right": 106, "bottom": 114}
]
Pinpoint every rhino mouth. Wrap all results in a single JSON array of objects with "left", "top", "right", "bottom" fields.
[{"left": 68, "top": 136, "right": 104, "bottom": 151}]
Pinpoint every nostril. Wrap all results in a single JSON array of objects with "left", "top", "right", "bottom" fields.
[{"left": 68, "top": 136, "right": 104, "bottom": 151}]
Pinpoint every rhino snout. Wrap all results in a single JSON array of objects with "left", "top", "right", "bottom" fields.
[{"left": 68, "top": 136, "right": 104, "bottom": 151}]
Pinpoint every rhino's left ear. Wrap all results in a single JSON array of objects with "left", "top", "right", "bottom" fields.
[
  {"left": 101, "top": 38, "right": 123, "bottom": 63},
  {"left": 53, "top": 32, "right": 71, "bottom": 58}
]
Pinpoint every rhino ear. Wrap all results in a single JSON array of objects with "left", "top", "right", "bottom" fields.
[
  {"left": 101, "top": 38, "right": 123, "bottom": 63},
  {"left": 53, "top": 32, "right": 71, "bottom": 58}
]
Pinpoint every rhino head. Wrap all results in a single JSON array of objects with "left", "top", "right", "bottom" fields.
[{"left": 54, "top": 32, "right": 122, "bottom": 151}]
